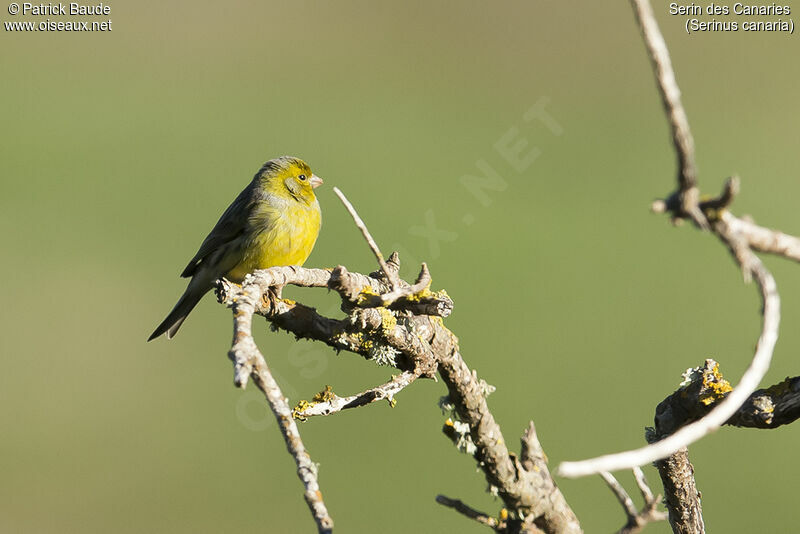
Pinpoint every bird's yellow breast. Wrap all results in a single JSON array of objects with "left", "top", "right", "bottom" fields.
[{"left": 226, "top": 197, "right": 321, "bottom": 282}]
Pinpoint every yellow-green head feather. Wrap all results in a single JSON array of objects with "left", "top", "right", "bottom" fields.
[{"left": 257, "top": 155, "right": 322, "bottom": 206}]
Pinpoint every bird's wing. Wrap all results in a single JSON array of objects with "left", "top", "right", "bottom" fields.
[{"left": 180, "top": 184, "right": 255, "bottom": 278}]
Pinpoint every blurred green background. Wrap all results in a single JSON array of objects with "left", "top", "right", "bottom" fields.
[{"left": 3, "top": 1, "right": 799, "bottom": 532}]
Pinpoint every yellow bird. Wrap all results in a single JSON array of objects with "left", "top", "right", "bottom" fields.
[{"left": 149, "top": 156, "right": 323, "bottom": 341}]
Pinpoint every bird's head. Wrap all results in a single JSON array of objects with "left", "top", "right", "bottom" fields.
[{"left": 258, "top": 156, "right": 323, "bottom": 205}]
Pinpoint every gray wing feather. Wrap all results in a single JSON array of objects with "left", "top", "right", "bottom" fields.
[{"left": 180, "top": 182, "right": 256, "bottom": 278}]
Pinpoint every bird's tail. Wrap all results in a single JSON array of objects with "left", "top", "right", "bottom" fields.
[{"left": 148, "top": 285, "right": 207, "bottom": 341}]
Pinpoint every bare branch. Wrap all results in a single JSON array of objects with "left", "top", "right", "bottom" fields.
[
  {"left": 435, "top": 495, "right": 503, "bottom": 532},
  {"left": 559, "top": 0, "right": 785, "bottom": 480},
  {"left": 654, "top": 359, "right": 800, "bottom": 432},
  {"left": 226, "top": 282, "right": 333, "bottom": 533},
  {"left": 721, "top": 211, "right": 800, "bottom": 263},
  {"left": 631, "top": 467, "right": 655, "bottom": 505},
  {"left": 731, "top": 375, "right": 800, "bottom": 429},
  {"left": 651, "top": 448, "right": 704, "bottom": 534},
  {"left": 215, "top": 194, "right": 583, "bottom": 531},
  {"left": 337, "top": 262, "right": 454, "bottom": 317},
  {"left": 373, "top": 262, "right": 452, "bottom": 314},
  {"left": 436, "top": 344, "right": 582, "bottom": 534},
  {"left": 646, "top": 360, "right": 800, "bottom": 532},
  {"left": 630, "top": 0, "right": 706, "bottom": 229},
  {"left": 600, "top": 472, "right": 638, "bottom": 519},
  {"left": 329, "top": 189, "right": 452, "bottom": 315},
  {"left": 600, "top": 470, "right": 667, "bottom": 534},
  {"left": 292, "top": 371, "right": 420, "bottom": 419},
  {"left": 654, "top": 176, "right": 800, "bottom": 266},
  {"left": 219, "top": 263, "right": 581, "bottom": 532},
  {"left": 333, "top": 186, "right": 402, "bottom": 291}
]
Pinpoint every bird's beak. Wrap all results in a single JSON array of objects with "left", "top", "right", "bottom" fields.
[{"left": 309, "top": 174, "right": 323, "bottom": 189}]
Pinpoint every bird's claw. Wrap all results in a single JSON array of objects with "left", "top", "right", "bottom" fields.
[{"left": 264, "top": 285, "right": 284, "bottom": 315}]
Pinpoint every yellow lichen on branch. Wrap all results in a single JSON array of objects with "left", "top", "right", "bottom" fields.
[{"left": 699, "top": 362, "right": 733, "bottom": 406}]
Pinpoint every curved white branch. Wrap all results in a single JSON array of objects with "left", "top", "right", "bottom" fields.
[{"left": 557, "top": 246, "right": 779, "bottom": 478}]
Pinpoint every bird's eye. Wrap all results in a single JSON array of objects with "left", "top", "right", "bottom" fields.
[{"left": 298, "top": 174, "right": 307, "bottom": 181}]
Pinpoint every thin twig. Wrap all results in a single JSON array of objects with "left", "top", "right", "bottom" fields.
[
  {"left": 376, "top": 262, "right": 432, "bottom": 305},
  {"left": 600, "top": 472, "right": 638, "bottom": 518},
  {"left": 630, "top": 0, "right": 707, "bottom": 229},
  {"left": 601, "top": 470, "right": 668, "bottom": 534},
  {"left": 333, "top": 186, "right": 401, "bottom": 290},
  {"left": 435, "top": 495, "right": 502, "bottom": 531},
  {"left": 631, "top": 467, "right": 654, "bottom": 504},
  {"left": 227, "top": 283, "right": 333, "bottom": 533},
  {"left": 292, "top": 371, "right": 420, "bottom": 419}
]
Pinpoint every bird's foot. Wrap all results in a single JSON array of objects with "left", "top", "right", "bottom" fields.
[{"left": 264, "top": 285, "right": 284, "bottom": 315}]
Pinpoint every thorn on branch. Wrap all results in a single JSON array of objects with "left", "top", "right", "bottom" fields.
[
  {"left": 387, "top": 250, "right": 401, "bottom": 271},
  {"left": 650, "top": 175, "right": 739, "bottom": 237},
  {"left": 700, "top": 176, "right": 740, "bottom": 214},
  {"left": 519, "top": 421, "right": 548, "bottom": 471},
  {"left": 656, "top": 176, "right": 740, "bottom": 224}
]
